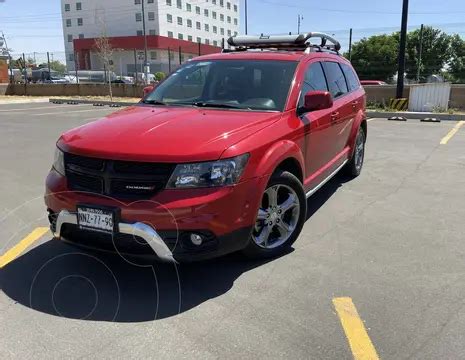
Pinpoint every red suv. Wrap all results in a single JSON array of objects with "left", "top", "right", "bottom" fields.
[{"left": 45, "top": 33, "right": 366, "bottom": 262}]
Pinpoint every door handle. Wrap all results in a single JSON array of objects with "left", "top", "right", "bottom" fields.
[{"left": 331, "top": 112, "right": 340, "bottom": 121}]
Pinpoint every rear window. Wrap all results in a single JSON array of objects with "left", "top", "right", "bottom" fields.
[
  {"left": 322, "top": 62, "right": 348, "bottom": 99},
  {"left": 341, "top": 64, "right": 360, "bottom": 92}
]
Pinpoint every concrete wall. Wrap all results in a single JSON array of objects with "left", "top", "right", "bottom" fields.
[{"left": 2, "top": 83, "right": 146, "bottom": 98}]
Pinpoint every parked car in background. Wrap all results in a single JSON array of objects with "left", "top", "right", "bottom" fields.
[
  {"left": 45, "top": 33, "right": 367, "bottom": 263},
  {"left": 30, "top": 69, "right": 69, "bottom": 84},
  {"left": 73, "top": 70, "right": 118, "bottom": 84},
  {"left": 360, "top": 80, "right": 387, "bottom": 86}
]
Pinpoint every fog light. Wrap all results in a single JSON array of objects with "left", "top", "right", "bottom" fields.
[{"left": 190, "top": 233, "right": 203, "bottom": 246}]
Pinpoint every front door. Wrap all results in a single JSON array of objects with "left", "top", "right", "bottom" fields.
[{"left": 298, "top": 61, "right": 334, "bottom": 188}]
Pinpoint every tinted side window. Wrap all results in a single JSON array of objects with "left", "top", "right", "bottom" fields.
[
  {"left": 341, "top": 63, "right": 360, "bottom": 92},
  {"left": 322, "top": 62, "right": 348, "bottom": 99},
  {"left": 299, "top": 62, "right": 328, "bottom": 107}
]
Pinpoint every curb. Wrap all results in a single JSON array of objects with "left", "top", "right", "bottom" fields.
[
  {"left": 367, "top": 111, "right": 465, "bottom": 121},
  {"left": 0, "top": 98, "right": 51, "bottom": 105},
  {"left": 49, "top": 98, "right": 138, "bottom": 107}
]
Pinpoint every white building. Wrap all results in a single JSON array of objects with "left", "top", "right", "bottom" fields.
[{"left": 61, "top": 0, "right": 240, "bottom": 75}]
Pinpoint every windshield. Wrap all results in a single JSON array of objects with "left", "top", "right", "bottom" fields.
[{"left": 144, "top": 59, "right": 298, "bottom": 111}]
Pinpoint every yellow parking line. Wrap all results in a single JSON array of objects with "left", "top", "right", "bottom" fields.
[
  {"left": 333, "top": 297, "right": 380, "bottom": 360},
  {"left": 440, "top": 120, "right": 464, "bottom": 145},
  {"left": 0, "top": 227, "right": 49, "bottom": 268}
]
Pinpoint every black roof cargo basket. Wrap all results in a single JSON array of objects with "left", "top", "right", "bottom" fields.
[{"left": 226, "top": 32, "right": 341, "bottom": 54}]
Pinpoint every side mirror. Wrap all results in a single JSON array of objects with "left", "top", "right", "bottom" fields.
[
  {"left": 143, "top": 85, "right": 154, "bottom": 98},
  {"left": 302, "top": 90, "right": 333, "bottom": 112}
]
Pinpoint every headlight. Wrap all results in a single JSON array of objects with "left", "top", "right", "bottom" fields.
[
  {"left": 167, "top": 154, "right": 249, "bottom": 188},
  {"left": 53, "top": 147, "right": 65, "bottom": 176}
]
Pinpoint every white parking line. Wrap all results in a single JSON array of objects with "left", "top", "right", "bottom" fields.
[
  {"left": 33, "top": 108, "right": 113, "bottom": 116},
  {"left": 0, "top": 104, "right": 89, "bottom": 112}
]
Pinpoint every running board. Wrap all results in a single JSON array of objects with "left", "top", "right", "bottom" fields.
[{"left": 305, "top": 160, "right": 348, "bottom": 198}]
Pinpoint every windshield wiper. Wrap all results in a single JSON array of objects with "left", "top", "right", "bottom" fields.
[
  {"left": 142, "top": 99, "right": 167, "bottom": 105},
  {"left": 190, "top": 102, "right": 250, "bottom": 110}
]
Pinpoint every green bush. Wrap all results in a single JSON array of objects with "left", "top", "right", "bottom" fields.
[{"left": 155, "top": 72, "right": 166, "bottom": 81}]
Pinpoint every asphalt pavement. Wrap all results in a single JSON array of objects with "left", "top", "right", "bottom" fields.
[{"left": 1, "top": 103, "right": 465, "bottom": 359}]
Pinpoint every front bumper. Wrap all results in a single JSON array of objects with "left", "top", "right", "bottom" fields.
[
  {"left": 54, "top": 210, "right": 175, "bottom": 262},
  {"left": 45, "top": 170, "right": 266, "bottom": 261}
]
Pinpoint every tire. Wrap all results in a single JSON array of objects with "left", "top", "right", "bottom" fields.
[
  {"left": 345, "top": 126, "right": 366, "bottom": 177},
  {"left": 243, "top": 170, "right": 307, "bottom": 259}
]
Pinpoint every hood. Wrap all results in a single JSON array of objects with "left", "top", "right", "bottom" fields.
[{"left": 58, "top": 105, "right": 281, "bottom": 162}]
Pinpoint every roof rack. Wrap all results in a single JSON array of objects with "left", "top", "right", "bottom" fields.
[{"left": 225, "top": 32, "right": 341, "bottom": 55}]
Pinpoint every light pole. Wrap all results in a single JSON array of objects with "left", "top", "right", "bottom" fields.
[
  {"left": 141, "top": 0, "right": 149, "bottom": 84},
  {"left": 297, "top": 15, "right": 304, "bottom": 34},
  {"left": 396, "top": 0, "right": 409, "bottom": 99},
  {"left": 244, "top": 0, "right": 248, "bottom": 35}
]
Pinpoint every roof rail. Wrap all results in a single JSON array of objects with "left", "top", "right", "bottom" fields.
[{"left": 226, "top": 32, "right": 341, "bottom": 54}]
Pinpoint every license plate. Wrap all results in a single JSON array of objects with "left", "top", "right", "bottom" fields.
[{"left": 77, "top": 205, "right": 116, "bottom": 234}]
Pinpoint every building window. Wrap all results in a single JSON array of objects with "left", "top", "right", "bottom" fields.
[
  {"left": 166, "top": 0, "right": 172, "bottom": 5},
  {"left": 77, "top": 18, "right": 83, "bottom": 26},
  {"left": 227, "top": 2, "right": 231, "bottom": 10},
  {"left": 220, "top": 0, "right": 224, "bottom": 7},
  {"left": 148, "top": 0, "right": 154, "bottom": 3},
  {"left": 76, "top": 2, "right": 82, "bottom": 10},
  {"left": 213, "top": 40, "right": 218, "bottom": 46},
  {"left": 204, "top": 9, "right": 209, "bottom": 17},
  {"left": 220, "top": 14, "right": 224, "bottom": 21},
  {"left": 234, "top": 18, "right": 237, "bottom": 25},
  {"left": 197, "top": 37, "right": 201, "bottom": 43},
  {"left": 234, "top": 4, "right": 238, "bottom": 12},
  {"left": 196, "top": 21, "right": 201, "bottom": 30},
  {"left": 212, "top": 11, "right": 217, "bottom": 19},
  {"left": 187, "top": 19, "right": 192, "bottom": 27},
  {"left": 149, "top": 29, "right": 156, "bottom": 35},
  {"left": 213, "top": 26, "right": 217, "bottom": 33},
  {"left": 137, "top": 30, "right": 143, "bottom": 36},
  {"left": 227, "top": 16, "right": 231, "bottom": 23},
  {"left": 188, "top": 35, "right": 193, "bottom": 41},
  {"left": 186, "top": 3, "right": 191, "bottom": 11},
  {"left": 178, "top": 33, "right": 183, "bottom": 40},
  {"left": 67, "top": 34, "right": 73, "bottom": 42},
  {"left": 205, "top": 39, "right": 209, "bottom": 45},
  {"left": 195, "top": 6, "right": 200, "bottom": 14},
  {"left": 64, "top": 4, "right": 70, "bottom": 11},
  {"left": 177, "top": 16, "right": 182, "bottom": 25},
  {"left": 177, "top": 0, "right": 182, "bottom": 9},
  {"left": 234, "top": 31, "right": 238, "bottom": 36},
  {"left": 168, "top": 31, "right": 174, "bottom": 38},
  {"left": 167, "top": 14, "right": 173, "bottom": 23},
  {"left": 148, "top": 12, "right": 155, "bottom": 21},
  {"left": 135, "top": 0, "right": 141, "bottom": 4},
  {"left": 150, "top": 51, "right": 157, "bottom": 60},
  {"left": 66, "top": 19, "right": 72, "bottom": 27},
  {"left": 78, "top": 33, "right": 84, "bottom": 39},
  {"left": 212, "top": 0, "right": 216, "bottom": 4},
  {"left": 136, "top": 13, "right": 142, "bottom": 22},
  {"left": 220, "top": 28, "right": 224, "bottom": 35},
  {"left": 227, "top": 29, "right": 231, "bottom": 36},
  {"left": 68, "top": 53, "right": 74, "bottom": 62},
  {"left": 204, "top": 24, "right": 209, "bottom": 32}
]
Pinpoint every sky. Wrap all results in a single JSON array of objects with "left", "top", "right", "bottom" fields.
[{"left": 1, "top": 0, "right": 465, "bottom": 63}]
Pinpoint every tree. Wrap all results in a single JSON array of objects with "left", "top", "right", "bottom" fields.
[
  {"left": 346, "top": 34, "right": 399, "bottom": 82},
  {"left": 38, "top": 60, "right": 66, "bottom": 73},
  {"left": 405, "top": 26, "right": 452, "bottom": 82},
  {"left": 94, "top": 10, "right": 114, "bottom": 100},
  {"left": 448, "top": 34, "right": 465, "bottom": 83}
]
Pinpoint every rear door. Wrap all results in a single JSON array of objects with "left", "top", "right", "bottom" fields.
[
  {"left": 298, "top": 61, "right": 333, "bottom": 179},
  {"left": 321, "top": 61, "right": 352, "bottom": 157}
]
